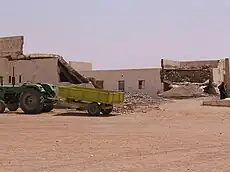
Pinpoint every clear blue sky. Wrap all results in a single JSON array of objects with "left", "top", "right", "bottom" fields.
[{"left": 1, "top": 0, "right": 230, "bottom": 69}]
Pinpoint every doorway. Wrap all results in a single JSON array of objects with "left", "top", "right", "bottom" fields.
[{"left": 118, "top": 80, "right": 125, "bottom": 92}]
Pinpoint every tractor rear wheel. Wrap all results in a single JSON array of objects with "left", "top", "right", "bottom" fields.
[
  {"left": 0, "top": 100, "right": 6, "bottom": 113},
  {"left": 20, "top": 89, "right": 44, "bottom": 114},
  {"left": 42, "top": 104, "right": 54, "bottom": 112},
  {"left": 7, "top": 103, "right": 19, "bottom": 111},
  {"left": 87, "top": 102, "right": 101, "bottom": 116}
]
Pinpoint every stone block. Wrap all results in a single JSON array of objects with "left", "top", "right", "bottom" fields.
[{"left": 0, "top": 36, "right": 24, "bottom": 57}]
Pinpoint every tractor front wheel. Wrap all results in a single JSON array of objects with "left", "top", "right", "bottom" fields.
[
  {"left": 20, "top": 89, "right": 44, "bottom": 114},
  {"left": 0, "top": 100, "right": 6, "bottom": 113},
  {"left": 7, "top": 103, "right": 19, "bottom": 111}
]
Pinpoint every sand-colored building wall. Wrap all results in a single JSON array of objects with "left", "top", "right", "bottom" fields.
[
  {"left": 69, "top": 61, "right": 92, "bottom": 71},
  {"left": 0, "top": 58, "right": 11, "bottom": 84},
  {"left": 11, "top": 58, "right": 59, "bottom": 84},
  {"left": 81, "top": 68, "right": 162, "bottom": 97},
  {"left": 0, "top": 58, "right": 59, "bottom": 85}
]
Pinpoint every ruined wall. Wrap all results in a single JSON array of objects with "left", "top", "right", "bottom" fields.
[
  {"left": 0, "top": 36, "right": 24, "bottom": 58},
  {"left": 164, "top": 69, "right": 211, "bottom": 83},
  {"left": 180, "top": 60, "right": 219, "bottom": 69},
  {"left": 162, "top": 59, "right": 219, "bottom": 69},
  {"left": 81, "top": 68, "right": 162, "bottom": 97},
  {"left": 161, "top": 59, "right": 217, "bottom": 83},
  {"left": 161, "top": 59, "right": 180, "bottom": 69}
]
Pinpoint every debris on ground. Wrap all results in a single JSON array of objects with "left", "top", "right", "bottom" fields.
[
  {"left": 113, "top": 92, "right": 168, "bottom": 114},
  {"left": 124, "top": 92, "right": 163, "bottom": 105},
  {"left": 159, "top": 84, "right": 208, "bottom": 99}
]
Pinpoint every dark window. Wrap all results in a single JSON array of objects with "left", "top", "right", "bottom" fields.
[
  {"left": 19, "top": 75, "right": 22, "bottom": 83},
  {"left": 138, "top": 80, "right": 145, "bottom": 89},
  {"left": 9, "top": 76, "right": 11, "bottom": 83},
  {"left": 0, "top": 76, "right": 3, "bottom": 85},
  {"left": 95, "top": 80, "right": 104, "bottom": 89},
  {"left": 118, "top": 80, "right": 125, "bottom": 92}
]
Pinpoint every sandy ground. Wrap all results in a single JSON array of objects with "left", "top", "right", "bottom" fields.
[{"left": 0, "top": 98, "right": 230, "bottom": 172}]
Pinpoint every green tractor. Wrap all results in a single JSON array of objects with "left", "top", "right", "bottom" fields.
[{"left": 0, "top": 83, "right": 57, "bottom": 114}]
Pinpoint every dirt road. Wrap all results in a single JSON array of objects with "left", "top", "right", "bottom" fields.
[{"left": 0, "top": 98, "right": 230, "bottom": 171}]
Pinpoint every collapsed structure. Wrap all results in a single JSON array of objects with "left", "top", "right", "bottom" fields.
[
  {"left": 159, "top": 59, "right": 227, "bottom": 98},
  {"left": 0, "top": 36, "right": 89, "bottom": 85}
]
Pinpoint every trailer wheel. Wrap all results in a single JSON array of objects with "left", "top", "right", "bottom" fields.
[
  {"left": 0, "top": 100, "right": 6, "bottom": 113},
  {"left": 101, "top": 104, "right": 113, "bottom": 115},
  {"left": 7, "top": 103, "right": 19, "bottom": 111},
  {"left": 87, "top": 102, "right": 101, "bottom": 116},
  {"left": 42, "top": 104, "right": 54, "bottom": 112},
  {"left": 20, "top": 89, "right": 44, "bottom": 114}
]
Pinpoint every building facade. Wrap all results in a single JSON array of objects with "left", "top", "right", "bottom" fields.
[
  {"left": 0, "top": 57, "right": 59, "bottom": 85},
  {"left": 80, "top": 68, "right": 162, "bottom": 97}
]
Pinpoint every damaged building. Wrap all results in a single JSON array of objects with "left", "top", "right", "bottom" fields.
[
  {"left": 159, "top": 58, "right": 229, "bottom": 98},
  {"left": 0, "top": 36, "right": 89, "bottom": 85},
  {"left": 160, "top": 58, "right": 226, "bottom": 89},
  {"left": 0, "top": 35, "right": 163, "bottom": 97}
]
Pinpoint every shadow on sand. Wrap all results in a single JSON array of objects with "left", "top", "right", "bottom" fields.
[{"left": 53, "top": 111, "right": 119, "bottom": 117}]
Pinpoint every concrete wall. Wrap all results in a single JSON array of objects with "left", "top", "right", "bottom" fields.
[
  {"left": 213, "top": 59, "right": 225, "bottom": 85},
  {"left": 161, "top": 59, "right": 180, "bottom": 69},
  {"left": 0, "top": 58, "right": 11, "bottom": 84},
  {"left": 69, "top": 61, "right": 92, "bottom": 71},
  {"left": 81, "top": 68, "right": 162, "bottom": 97},
  {"left": 0, "top": 36, "right": 24, "bottom": 57},
  {"left": 0, "top": 58, "right": 59, "bottom": 85},
  {"left": 12, "top": 58, "right": 59, "bottom": 84},
  {"left": 180, "top": 60, "right": 219, "bottom": 68},
  {"left": 162, "top": 59, "right": 219, "bottom": 69}
]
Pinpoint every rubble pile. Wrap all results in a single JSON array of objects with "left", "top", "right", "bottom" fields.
[
  {"left": 113, "top": 92, "right": 166, "bottom": 114},
  {"left": 124, "top": 92, "right": 161, "bottom": 105},
  {"left": 160, "top": 84, "right": 208, "bottom": 99}
]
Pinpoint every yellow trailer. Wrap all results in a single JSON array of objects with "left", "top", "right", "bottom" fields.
[{"left": 58, "top": 85, "right": 124, "bottom": 115}]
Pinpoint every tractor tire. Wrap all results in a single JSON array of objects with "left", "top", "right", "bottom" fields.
[
  {"left": 101, "top": 104, "right": 113, "bottom": 115},
  {"left": 7, "top": 103, "right": 19, "bottom": 111},
  {"left": 0, "top": 100, "right": 6, "bottom": 113},
  {"left": 20, "top": 89, "right": 44, "bottom": 114},
  {"left": 87, "top": 102, "right": 101, "bottom": 116},
  {"left": 42, "top": 104, "right": 54, "bottom": 112}
]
